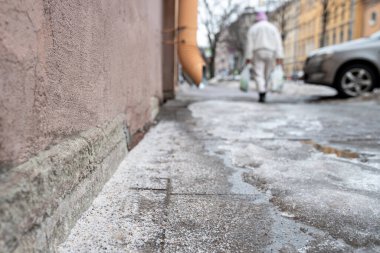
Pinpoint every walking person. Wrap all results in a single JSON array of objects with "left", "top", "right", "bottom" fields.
[{"left": 245, "top": 11, "right": 284, "bottom": 103}]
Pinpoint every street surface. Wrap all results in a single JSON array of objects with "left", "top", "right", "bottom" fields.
[{"left": 59, "top": 81, "right": 380, "bottom": 252}]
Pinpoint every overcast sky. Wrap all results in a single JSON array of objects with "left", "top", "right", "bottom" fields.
[{"left": 197, "top": 0, "right": 260, "bottom": 47}]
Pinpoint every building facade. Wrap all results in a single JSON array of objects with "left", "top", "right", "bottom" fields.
[
  {"left": 283, "top": 0, "right": 301, "bottom": 76},
  {"left": 298, "top": 0, "right": 364, "bottom": 71},
  {"left": 215, "top": 9, "right": 256, "bottom": 78},
  {"left": 215, "top": 30, "right": 237, "bottom": 78},
  {"left": 270, "top": 0, "right": 301, "bottom": 76}
]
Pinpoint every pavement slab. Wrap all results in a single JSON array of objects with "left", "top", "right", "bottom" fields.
[{"left": 164, "top": 194, "right": 272, "bottom": 252}]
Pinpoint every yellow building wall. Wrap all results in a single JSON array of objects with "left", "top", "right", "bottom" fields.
[
  {"left": 297, "top": 0, "right": 320, "bottom": 71},
  {"left": 269, "top": 0, "right": 370, "bottom": 75},
  {"left": 354, "top": 1, "right": 364, "bottom": 39},
  {"left": 296, "top": 0, "right": 365, "bottom": 72},
  {"left": 282, "top": 1, "right": 300, "bottom": 76}
]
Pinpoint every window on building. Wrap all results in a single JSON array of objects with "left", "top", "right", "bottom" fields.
[
  {"left": 370, "top": 12, "right": 378, "bottom": 26},
  {"left": 326, "top": 12, "right": 330, "bottom": 25},
  {"left": 333, "top": 29, "right": 336, "bottom": 44},
  {"left": 308, "top": 0, "right": 314, "bottom": 9},
  {"left": 348, "top": 26, "right": 352, "bottom": 40},
  {"left": 342, "top": 4, "right": 345, "bottom": 20},
  {"left": 340, "top": 27, "right": 344, "bottom": 42}
]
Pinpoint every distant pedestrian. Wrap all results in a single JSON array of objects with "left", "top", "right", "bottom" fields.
[{"left": 245, "top": 11, "right": 284, "bottom": 103}]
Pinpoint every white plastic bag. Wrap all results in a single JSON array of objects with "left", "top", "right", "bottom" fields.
[
  {"left": 240, "top": 65, "right": 250, "bottom": 92},
  {"left": 270, "top": 65, "right": 285, "bottom": 93}
]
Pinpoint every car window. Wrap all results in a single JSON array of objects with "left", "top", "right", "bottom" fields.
[{"left": 370, "top": 31, "right": 380, "bottom": 40}]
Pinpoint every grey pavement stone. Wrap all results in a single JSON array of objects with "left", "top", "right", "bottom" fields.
[{"left": 164, "top": 195, "right": 271, "bottom": 253}]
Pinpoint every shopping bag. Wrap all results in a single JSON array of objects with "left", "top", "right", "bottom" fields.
[
  {"left": 270, "top": 65, "right": 285, "bottom": 93},
  {"left": 240, "top": 65, "right": 250, "bottom": 92}
]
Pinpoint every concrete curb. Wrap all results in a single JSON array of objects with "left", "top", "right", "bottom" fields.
[{"left": 0, "top": 115, "right": 128, "bottom": 252}]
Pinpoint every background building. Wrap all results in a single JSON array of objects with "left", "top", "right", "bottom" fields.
[
  {"left": 270, "top": 0, "right": 368, "bottom": 77},
  {"left": 270, "top": 0, "right": 300, "bottom": 77},
  {"left": 214, "top": 8, "right": 256, "bottom": 78},
  {"left": 214, "top": 0, "right": 376, "bottom": 79},
  {"left": 215, "top": 30, "right": 238, "bottom": 78}
]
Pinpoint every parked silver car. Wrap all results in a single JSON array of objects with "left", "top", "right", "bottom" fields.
[{"left": 304, "top": 31, "right": 380, "bottom": 97}]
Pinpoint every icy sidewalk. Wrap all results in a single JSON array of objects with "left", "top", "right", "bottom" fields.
[
  {"left": 58, "top": 102, "right": 304, "bottom": 252},
  {"left": 58, "top": 105, "right": 284, "bottom": 252},
  {"left": 59, "top": 93, "right": 380, "bottom": 252}
]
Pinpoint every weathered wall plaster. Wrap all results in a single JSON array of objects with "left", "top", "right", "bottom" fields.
[{"left": 0, "top": 0, "right": 163, "bottom": 168}]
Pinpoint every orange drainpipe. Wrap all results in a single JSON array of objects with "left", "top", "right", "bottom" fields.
[{"left": 177, "top": 0, "right": 206, "bottom": 86}]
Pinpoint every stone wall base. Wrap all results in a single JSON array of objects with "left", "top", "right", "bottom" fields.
[{"left": 0, "top": 115, "right": 128, "bottom": 253}]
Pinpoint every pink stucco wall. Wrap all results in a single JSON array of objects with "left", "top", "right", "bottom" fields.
[{"left": 0, "top": 0, "right": 163, "bottom": 167}]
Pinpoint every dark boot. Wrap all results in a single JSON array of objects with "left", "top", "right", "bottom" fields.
[{"left": 259, "top": 92, "right": 266, "bottom": 103}]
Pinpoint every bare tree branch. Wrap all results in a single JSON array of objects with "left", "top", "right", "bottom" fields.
[{"left": 200, "top": 0, "right": 240, "bottom": 78}]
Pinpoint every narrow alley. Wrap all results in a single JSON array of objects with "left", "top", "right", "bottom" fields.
[{"left": 59, "top": 82, "right": 380, "bottom": 252}]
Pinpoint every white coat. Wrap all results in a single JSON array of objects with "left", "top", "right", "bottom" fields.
[
  {"left": 245, "top": 21, "right": 284, "bottom": 93},
  {"left": 245, "top": 20, "right": 284, "bottom": 60}
]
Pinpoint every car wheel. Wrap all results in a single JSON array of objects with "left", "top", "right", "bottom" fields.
[{"left": 336, "top": 64, "right": 376, "bottom": 97}]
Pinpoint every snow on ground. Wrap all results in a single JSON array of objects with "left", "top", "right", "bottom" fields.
[{"left": 189, "top": 92, "right": 380, "bottom": 247}]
